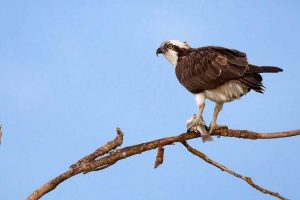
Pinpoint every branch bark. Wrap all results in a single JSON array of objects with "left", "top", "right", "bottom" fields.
[
  {"left": 181, "top": 141, "right": 288, "bottom": 200},
  {"left": 27, "top": 128, "right": 300, "bottom": 200}
]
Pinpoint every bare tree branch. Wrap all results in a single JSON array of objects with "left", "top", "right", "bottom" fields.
[
  {"left": 27, "top": 128, "right": 300, "bottom": 200},
  {"left": 181, "top": 141, "right": 288, "bottom": 200}
]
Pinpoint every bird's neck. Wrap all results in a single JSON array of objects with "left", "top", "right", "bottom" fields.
[
  {"left": 164, "top": 51, "right": 178, "bottom": 66},
  {"left": 165, "top": 48, "right": 191, "bottom": 67}
]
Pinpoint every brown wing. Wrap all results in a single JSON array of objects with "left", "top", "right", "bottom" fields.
[{"left": 175, "top": 46, "right": 249, "bottom": 94}]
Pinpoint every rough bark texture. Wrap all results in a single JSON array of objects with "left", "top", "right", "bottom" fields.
[{"left": 27, "top": 128, "right": 300, "bottom": 200}]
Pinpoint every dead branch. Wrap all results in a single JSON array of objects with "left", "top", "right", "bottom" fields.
[
  {"left": 181, "top": 141, "right": 287, "bottom": 200},
  {"left": 27, "top": 128, "right": 300, "bottom": 200}
]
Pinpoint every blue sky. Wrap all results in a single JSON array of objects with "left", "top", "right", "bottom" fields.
[{"left": 0, "top": 1, "right": 299, "bottom": 199}]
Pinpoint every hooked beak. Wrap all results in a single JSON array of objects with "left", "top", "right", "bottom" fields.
[{"left": 156, "top": 47, "right": 165, "bottom": 56}]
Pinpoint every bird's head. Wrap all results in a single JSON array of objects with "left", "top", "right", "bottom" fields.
[{"left": 156, "top": 40, "right": 190, "bottom": 66}]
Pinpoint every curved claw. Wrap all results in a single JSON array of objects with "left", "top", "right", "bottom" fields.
[
  {"left": 187, "top": 120, "right": 198, "bottom": 130},
  {"left": 186, "top": 115, "right": 212, "bottom": 142},
  {"left": 186, "top": 115, "right": 206, "bottom": 130}
]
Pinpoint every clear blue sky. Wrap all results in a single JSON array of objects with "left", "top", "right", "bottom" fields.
[{"left": 1, "top": 1, "right": 299, "bottom": 199}]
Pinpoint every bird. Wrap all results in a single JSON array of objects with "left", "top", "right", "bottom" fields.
[{"left": 156, "top": 40, "right": 283, "bottom": 142}]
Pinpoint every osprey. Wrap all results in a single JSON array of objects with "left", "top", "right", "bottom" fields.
[{"left": 156, "top": 40, "right": 283, "bottom": 142}]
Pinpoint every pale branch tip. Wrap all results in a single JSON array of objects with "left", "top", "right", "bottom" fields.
[{"left": 27, "top": 128, "right": 300, "bottom": 200}]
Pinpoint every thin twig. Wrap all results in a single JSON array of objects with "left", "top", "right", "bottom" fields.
[
  {"left": 181, "top": 141, "right": 288, "bottom": 200},
  {"left": 27, "top": 128, "right": 300, "bottom": 200}
]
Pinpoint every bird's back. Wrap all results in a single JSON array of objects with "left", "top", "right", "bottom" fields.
[{"left": 175, "top": 46, "right": 249, "bottom": 94}]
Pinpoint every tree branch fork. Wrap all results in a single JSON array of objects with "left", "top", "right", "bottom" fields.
[{"left": 27, "top": 128, "right": 300, "bottom": 200}]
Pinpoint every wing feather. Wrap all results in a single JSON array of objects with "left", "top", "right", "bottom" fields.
[{"left": 175, "top": 46, "right": 249, "bottom": 93}]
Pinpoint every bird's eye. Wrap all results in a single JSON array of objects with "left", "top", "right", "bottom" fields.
[{"left": 166, "top": 44, "right": 174, "bottom": 49}]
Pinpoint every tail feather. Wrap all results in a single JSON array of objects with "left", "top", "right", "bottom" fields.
[
  {"left": 240, "top": 64, "right": 282, "bottom": 94},
  {"left": 260, "top": 66, "right": 283, "bottom": 73},
  {"left": 247, "top": 64, "right": 283, "bottom": 74}
]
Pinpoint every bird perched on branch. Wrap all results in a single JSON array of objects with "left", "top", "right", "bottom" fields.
[{"left": 156, "top": 40, "right": 283, "bottom": 142}]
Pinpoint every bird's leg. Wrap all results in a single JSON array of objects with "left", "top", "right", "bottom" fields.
[
  {"left": 187, "top": 103, "right": 206, "bottom": 130},
  {"left": 187, "top": 93, "right": 206, "bottom": 129},
  {"left": 187, "top": 93, "right": 213, "bottom": 142},
  {"left": 209, "top": 103, "right": 228, "bottom": 134}
]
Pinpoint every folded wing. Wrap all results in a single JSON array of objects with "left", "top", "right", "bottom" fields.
[{"left": 175, "top": 46, "right": 249, "bottom": 94}]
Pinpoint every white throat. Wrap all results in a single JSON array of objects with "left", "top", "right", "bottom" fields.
[{"left": 163, "top": 49, "right": 178, "bottom": 66}]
